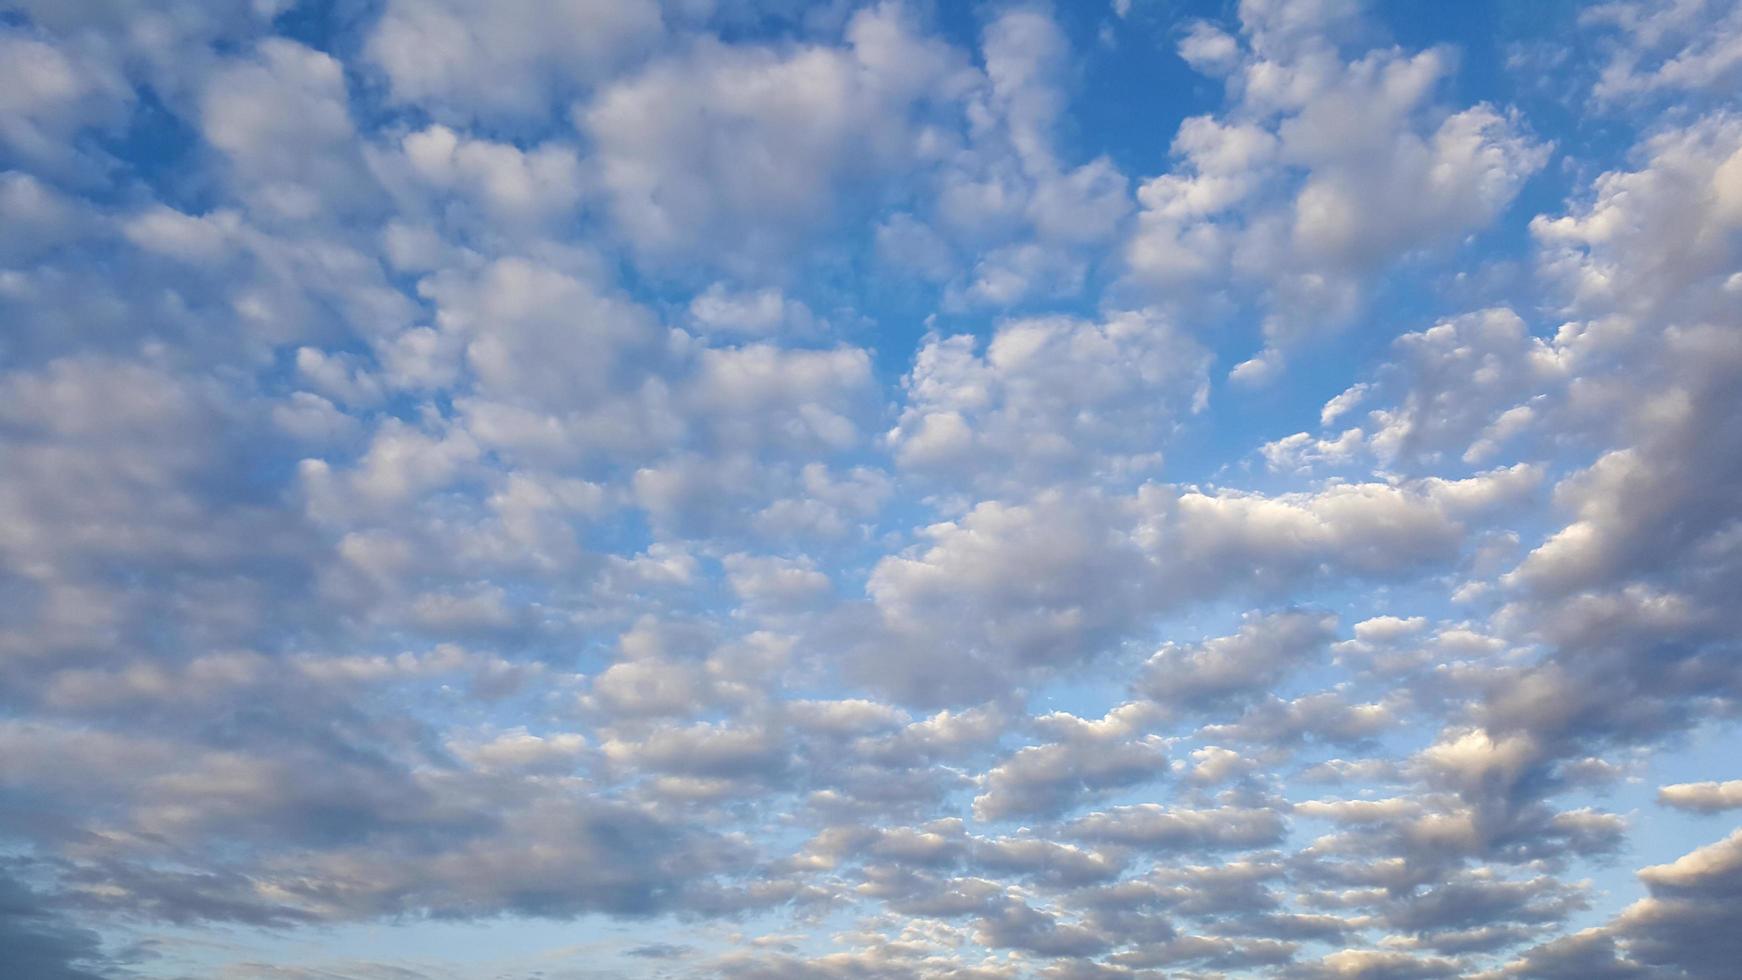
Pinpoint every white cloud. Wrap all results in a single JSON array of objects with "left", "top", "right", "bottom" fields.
[
  {"left": 201, "top": 39, "right": 368, "bottom": 221},
  {"left": 375, "top": 125, "right": 586, "bottom": 231},
  {"left": 0, "top": 30, "right": 132, "bottom": 174},
  {"left": 1584, "top": 0, "right": 1742, "bottom": 101},
  {"left": 1657, "top": 779, "right": 1742, "bottom": 812},
  {"left": 1123, "top": 8, "right": 1549, "bottom": 377},
  {"left": 889, "top": 310, "right": 1208, "bottom": 491},
  {"left": 579, "top": 2, "right": 964, "bottom": 268},
  {"left": 365, "top": 0, "right": 663, "bottom": 122},
  {"left": 1138, "top": 609, "right": 1338, "bottom": 712},
  {"left": 972, "top": 703, "right": 1167, "bottom": 820},
  {"left": 688, "top": 283, "right": 819, "bottom": 337}
]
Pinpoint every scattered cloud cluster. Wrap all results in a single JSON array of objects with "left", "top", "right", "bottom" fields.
[{"left": 1, "top": 0, "right": 1740, "bottom": 977}]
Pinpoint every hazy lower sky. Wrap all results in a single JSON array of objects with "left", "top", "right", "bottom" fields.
[{"left": 3, "top": 0, "right": 1741, "bottom": 977}]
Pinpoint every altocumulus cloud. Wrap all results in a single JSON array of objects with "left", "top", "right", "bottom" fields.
[{"left": 1, "top": 0, "right": 1741, "bottom": 977}]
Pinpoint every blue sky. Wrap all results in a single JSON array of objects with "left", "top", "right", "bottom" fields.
[{"left": 2, "top": 1, "right": 1742, "bottom": 978}]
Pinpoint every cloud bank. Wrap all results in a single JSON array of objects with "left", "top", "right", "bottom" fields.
[{"left": 1, "top": 0, "right": 1740, "bottom": 977}]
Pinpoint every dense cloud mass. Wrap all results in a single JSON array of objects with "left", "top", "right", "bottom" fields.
[{"left": 0, "top": 0, "right": 1739, "bottom": 977}]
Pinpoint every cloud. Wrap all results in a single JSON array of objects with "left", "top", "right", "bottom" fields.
[
  {"left": 1067, "top": 804, "right": 1287, "bottom": 851},
  {"left": 365, "top": 0, "right": 663, "bottom": 123},
  {"left": 889, "top": 311, "right": 1208, "bottom": 492},
  {"left": 1122, "top": 2, "right": 1549, "bottom": 377},
  {"left": 1263, "top": 308, "right": 1558, "bottom": 471},
  {"left": 201, "top": 39, "right": 370, "bottom": 222},
  {"left": 1583, "top": 0, "right": 1742, "bottom": 102},
  {"left": 1496, "top": 829, "right": 1742, "bottom": 977},
  {"left": 578, "top": 2, "right": 965, "bottom": 269},
  {"left": 1657, "top": 779, "right": 1742, "bottom": 812},
  {"left": 971, "top": 703, "right": 1167, "bottom": 820},
  {"left": 0, "top": 868, "right": 114, "bottom": 980},
  {"left": 688, "top": 283, "right": 820, "bottom": 337},
  {"left": 0, "top": 29, "right": 132, "bottom": 177},
  {"left": 857, "top": 469, "right": 1507, "bottom": 703},
  {"left": 1137, "top": 609, "right": 1338, "bottom": 712},
  {"left": 371, "top": 125, "right": 586, "bottom": 233}
]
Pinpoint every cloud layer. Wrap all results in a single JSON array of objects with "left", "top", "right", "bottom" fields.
[{"left": 1, "top": 0, "right": 1740, "bottom": 977}]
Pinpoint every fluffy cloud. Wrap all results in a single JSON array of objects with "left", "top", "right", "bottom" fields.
[
  {"left": 1583, "top": 0, "right": 1742, "bottom": 102},
  {"left": 1497, "top": 829, "right": 1742, "bottom": 977},
  {"left": 859, "top": 469, "right": 1515, "bottom": 702},
  {"left": 1657, "top": 779, "right": 1742, "bottom": 812},
  {"left": 971, "top": 703, "right": 1167, "bottom": 820},
  {"left": 1138, "top": 609, "right": 1338, "bottom": 712},
  {"left": 0, "top": 29, "right": 132, "bottom": 176},
  {"left": 1123, "top": 1, "right": 1550, "bottom": 378},
  {"left": 1264, "top": 308, "right": 1558, "bottom": 471},
  {"left": 201, "top": 39, "right": 371, "bottom": 222},
  {"left": 579, "top": 2, "right": 966, "bottom": 268},
  {"left": 889, "top": 311, "right": 1208, "bottom": 491},
  {"left": 1068, "top": 804, "right": 1286, "bottom": 851},
  {"left": 365, "top": 0, "right": 662, "bottom": 123}
]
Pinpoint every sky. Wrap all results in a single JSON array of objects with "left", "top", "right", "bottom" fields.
[{"left": 1, "top": 0, "right": 1741, "bottom": 977}]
